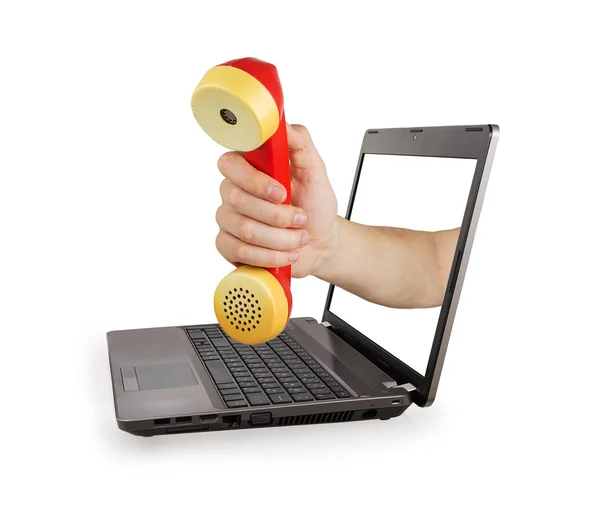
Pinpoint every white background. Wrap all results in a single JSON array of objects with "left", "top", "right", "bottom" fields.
[
  {"left": 1, "top": 1, "right": 599, "bottom": 514},
  {"left": 330, "top": 154, "right": 476, "bottom": 374}
]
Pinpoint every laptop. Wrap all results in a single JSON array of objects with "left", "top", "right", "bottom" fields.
[{"left": 107, "top": 124, "right": 499, "bottom": 436}]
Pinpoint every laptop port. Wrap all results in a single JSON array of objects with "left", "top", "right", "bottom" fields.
[
  {"left": 153, "top": 418, "right": 170, "bottom": 427},
  {"left": 175, "top": 416, "right": 192, "bottom": 425},
  {"left": 199, "top": 414, "right": 218, "bottom": 423},
  {"left": 220, "top": 415, "right": 241, "bottom": 428},
  {"left": 250, "top": 412, "right": 272, "bottom": 426},
  {"left": 361, "top": 409, "right": 378, "bottom": 420}
]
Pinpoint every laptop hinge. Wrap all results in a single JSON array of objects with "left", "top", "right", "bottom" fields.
[{"left": 382, "top": 381, "right": 416, "bottom": 392}]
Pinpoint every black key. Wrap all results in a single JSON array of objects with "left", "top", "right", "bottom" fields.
[
  {"left": 238, "top": 381, "right": 258, "bottom": 388},
  {"left": 202, "top": 356, "right": 220, "bottom": 361},
  {"left": 319, "top": 374, "right": 334, "bottom": 381},
  {"left": 310, "top": 388, "right": 331, "bottom": 395},
  {"left": 292, "top": 393, "right": 313, "bottom": 402},
  {"left": 248, "top": 367, "right": 268, "bottom": 373},
  {"left": 270, "top": 367, "right": 289, "bottom": 373},
  {"left": 282, "top": 381, "right": 301, "bottom": 388},
  {"left": 300, "top": 377, "right": 318, "bottom": 384},
  {"left": 296, "top": 372, "right": 315, "bottom": 379},
  {"left": 260, "top": 382, "right": 279, "bottom": 389},
  {"left": 223, "top": 394, "right": 244, "bottom": 401},
  {"left": 264, "top": 387, "right": 284, "bottom": 394},
  {"left": 247, "top": 393, "right": 270, "bottom": 406},
  {"left": 255, "top": 372, "right": 273, "bottom": 378},
  {"left": 224, "top": 358, "right": 242, "bottom": 364},
  {"left": 257, "top": 377, "right": 276, "bottom": 383},
  {"left": 243, "top": 387, "right": 262, "bottom": 394},
  {"left": 220, "top": 388, "right": 241, "bottom": 395},
  {"left": 290, "top": 367, "right": 309, "bottom": 374},
  {"left": 332, "top": 387, "right": 349, "bottom": 395},
  {"left": 205, "top": 360, "right": 233, "bottom": 384},
  {"left": 212, "top": 338, "right": 230, "bottom": 348},
  {"left": 269, "top": 393, "right": 292, "bottom": 404},
  {"left": 217, "top": 382, "right": 236, "bottom": 390},
  {"left": 335, "top": 391, "right": 350, "bottom": 398},
  {"left": 312, "top": 367, "right": 326, "bottom": 374},
  {"left": 305, "top": 382, "right": 325, "bottom": 390},
  {"left": 232, "top": 372, "right": 251, "bottom": 378},
  {"left": 286, "top": 387, "right": 307, "bottom": 394},
  {"left": 230, "top": 367, "right": 248, "bottom": 373},
  {"left": 325, "top": 380, "right": 340, "bottom": 388},
  {"left": 226, "top": 400, "right": 248, "bottom": 408},
  {"left": 315, "top": 393, "right": 335, "bottom": 400},
  {"left": 274, "top": 372, "right": 294, "bottom": 379}
]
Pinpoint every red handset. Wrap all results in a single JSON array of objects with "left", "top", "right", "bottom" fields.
[{"left": 191, "top": 58, "right": 292, "bottom": 344}]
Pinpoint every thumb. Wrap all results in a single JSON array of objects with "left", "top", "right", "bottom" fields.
[{"left": 286, "top": 123, "right": 327, "bottom": 183}]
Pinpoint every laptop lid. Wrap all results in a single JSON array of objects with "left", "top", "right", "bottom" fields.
[{"left": 322, "top": 125, "right": 499, "bottom": 407}]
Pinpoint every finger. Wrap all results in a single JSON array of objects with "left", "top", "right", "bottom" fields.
[
  {"left": 219, "top": 179, "right": 308, "bottom": 228},
  {"left": 286, "top": 124, "right": 326, "bottom": 181},
  {"left": 217, "top": 152, "right": 287, "bottom": 203},
  {"left": 216, "top": 206, "right": 309, "bottom": 252},
  {"left": 215, "top": 230, "right": 300, "bottom": 268}
]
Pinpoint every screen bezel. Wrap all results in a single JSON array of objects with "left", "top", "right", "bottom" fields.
[{"left": 322, "top": 125, "right": 499, "bottom": 407}]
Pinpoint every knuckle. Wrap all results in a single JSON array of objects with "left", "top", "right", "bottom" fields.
[
  {"left": 218, "top": 152, "right": 237, "bottom": 173},
  {"left": 237, "top": 220, "right": 255, "bottom": 243},
  {"left": 215, "top": 205, "right": 225, "bottom": 226},
  {"left": 292, "top": 124, "right": 309, "bottom": 136},
  {"left": 219, "top": 179, "right": 230, "bottom": 200},
  {"left": 226, "top": 187, "right": 244, "bottom": 210},
  {"left": 267, "top": 252, "right": 280, "bottom": 268},
  {"left": 271, "top": 209, "right": 288, "bottom": 228},
  {"left": 217, "top": 153, "right": 229, "bottom": 172},
  {"left": 233, "top": 244, "right": 248, "bottom": 262}
]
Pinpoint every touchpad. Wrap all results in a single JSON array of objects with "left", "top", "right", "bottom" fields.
[{"left": 135, "top": 363, "right": 198, "bottom": 390}]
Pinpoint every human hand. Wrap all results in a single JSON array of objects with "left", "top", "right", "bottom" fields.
[{"left": 215, "top": 124, "right": 338, "bottom": 278}]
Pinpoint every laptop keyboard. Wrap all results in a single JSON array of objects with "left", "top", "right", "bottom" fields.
[{"left": 185, "top": 325, "right": 352, "bottom": 408}]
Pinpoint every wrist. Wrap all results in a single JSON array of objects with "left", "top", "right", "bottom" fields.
[{"left": 311, "top": 216, "right": 346, "bottom": 281}]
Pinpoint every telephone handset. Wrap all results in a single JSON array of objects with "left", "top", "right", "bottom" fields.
[{"left": 191, "top": 58, "right": 292, "bottom": 345}]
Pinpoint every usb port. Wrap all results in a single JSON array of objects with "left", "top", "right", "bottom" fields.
[
  {"left": 175, "top": 416, "right": 192, "bottom": 425},
  {"left": 153, "top": 418, "right": 170, "bottom": 427},
  {"left": 199, "top": 414, "right": 218, "bottom": 423}
]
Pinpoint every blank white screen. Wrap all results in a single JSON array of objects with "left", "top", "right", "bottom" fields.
[{"left": 328, "top": 154, "right": 476, "bottom": 374}]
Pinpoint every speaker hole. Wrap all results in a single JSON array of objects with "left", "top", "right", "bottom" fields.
[{"left": 219, "top": 108, "right": 237, "bottom": 125}]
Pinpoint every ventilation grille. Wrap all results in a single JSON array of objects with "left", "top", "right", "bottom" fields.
[{"left": 278, "top": 411, "right": 354, "bottom": 426}]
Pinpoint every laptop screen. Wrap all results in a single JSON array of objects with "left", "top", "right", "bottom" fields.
[{"left": 327, "top": 153, "right": 477, "bottom": 375}]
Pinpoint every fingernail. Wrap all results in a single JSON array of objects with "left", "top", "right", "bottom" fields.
[
  {"left": 300, "top": 233, "right": 310, "bottom": 247},
  {"left": 267, "top": 185, "right": 286, "bottom": 203},
  {"left": 289, "top": 250, "right": 299, "bottom": 263},
  {"left": 293, "top": 212, "right": 307, "bottom": 226}
]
